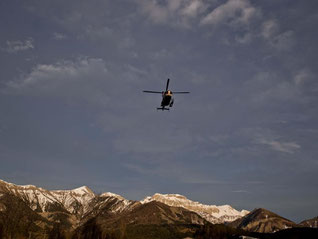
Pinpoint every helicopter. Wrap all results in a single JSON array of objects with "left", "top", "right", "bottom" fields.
[{"left": 143, "top": 78, "right": 190, "bottom": 110}]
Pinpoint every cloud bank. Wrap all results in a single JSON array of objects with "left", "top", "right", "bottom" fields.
[{"left": 2, "top": 38, "right": 34, "bottom": 53}]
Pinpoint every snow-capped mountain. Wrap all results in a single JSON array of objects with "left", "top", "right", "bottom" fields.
[
  {"left": 1, "top": 179, "right": 316, "bottom": 239},
  {"left": 0, "top": 180, "right": 249, "bottom": 224},
  {"left": 0, "top": 179, "right": 249, "bottom": 224},
  {"left": 0, "top": 179, "right": 95, "bottom": 216},
  {"left": 141, "top": 193, "right": 249, "bottom": 223},
  {"left": 0, "top": 179, "right": 140, "bottom": 219},
  {"left": 86, "top": 192, "right": 139, "bottom": 217}
]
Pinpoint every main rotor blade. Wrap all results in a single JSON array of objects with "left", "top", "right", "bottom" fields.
[
  {"left": 143, "top": 90, "right": 163, "bottom": 94},
  {"left": 172, "top": 91, "right": 190, "bottom": 94},
  {"left": 166, "top": 78, "right": 170, "bottom": 92}
]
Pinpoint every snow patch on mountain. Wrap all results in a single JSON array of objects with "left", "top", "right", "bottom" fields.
[
  {"left": 0, "top": 180, "right": 58, "bottom": 211},
  {"left": 141, "top": 193, "right": 249, "bottom": 223},
  {"left": 101, "top": 192, "right": 126, "bottom": 201},
  {"left": 99, "top": 192, "right": 137, "bottom": 213},
  {"left": 51, "top": 186, "right": 95, "bottom": 214}
]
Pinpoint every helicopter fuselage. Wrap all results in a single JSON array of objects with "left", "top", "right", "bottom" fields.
[{"left": 161, "top": 90, "right": 173, "bottom": 107}]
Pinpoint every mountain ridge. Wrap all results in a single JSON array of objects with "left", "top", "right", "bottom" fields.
[
  {"left": 141, "top": 193, "right": 249, "bottom": 223},
  {"left": 0, "top": 179, "right": 248, "bottom": 224},
  {"left": 1, "top": 179, "right": 318, "bottom": 239},
  {"left": 228, "top": 208, "right": 297, "bottom": 233},
  {"left": 300, "top": 216, "right": 318, "bottom": 228}
]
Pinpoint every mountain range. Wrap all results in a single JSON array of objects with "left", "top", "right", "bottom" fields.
[{"left": 0, "top": 179, "right": 317, "bottom": 239}]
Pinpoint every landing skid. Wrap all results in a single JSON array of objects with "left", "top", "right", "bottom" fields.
[{"left": 157, "top": 107, "right": 169, "bottom": 111}]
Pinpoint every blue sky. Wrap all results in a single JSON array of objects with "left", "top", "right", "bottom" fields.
[{"left": 0, "top": 0, "right": 318, "bottom": 222}]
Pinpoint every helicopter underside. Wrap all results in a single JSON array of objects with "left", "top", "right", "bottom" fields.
[
  {"left": 157, "top": 95, "right": 174, "bottom": 110},
  {"left": 161, "top": 95, "right": 172, "bottom": 107}
]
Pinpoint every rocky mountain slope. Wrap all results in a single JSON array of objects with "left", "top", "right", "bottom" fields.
[
  {"left": 300, "top": 216, "right": 318, "bottom": 228},
  {"left": 228, "top": 208, "right": 296, "bottom": 233},
  {"left": 0, "top": 193, "right": 51, "bottom": 239},
  {"left": 74, "top": 200, "right": 207, "bottom": 238},
  {"left": 142, "top": 193, "right": 249, "bottom": 223},
  {"left": 0, "top": 180, "right": 95, "bottom": 216},
  {"left": 0, "top": 179, "right": 138, "bottom": 238}
]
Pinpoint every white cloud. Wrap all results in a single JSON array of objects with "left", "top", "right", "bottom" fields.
[
  {"left": 201, "top": 0, "right": 258, "bottom": 26},
  {"left": 292, "top": 69, "right": 318, "bottom": 95},
  {"left": 270, "top": 30, "right": 295, "bottom": 51},
  {"left": 294, "top": 69, "right": 313, "bottom": 86},
  {"left": 249, "top": 128, "right": 301, "bottom": 154},
  {"left": 181, "top": 0, "right": 207, "bottom": 18},
  {"left": 260, "top": 19, "right": 295, "bottom": 51},
  {"left": 53, "top": 32, "right": 67, "bottom": 40},
  {"left": 137, "top": 0, "right": 169, "bottom": 24},
  {"left": 261, "top": 19, "right": 279, "bottom": 39},
  {"left": 136, "top": 0, "right": 208, "bottom": 27},
  {"left": 3, "top": 54, "right": 150, "bottom": 110},
  {"left": 2, "top": 38, "right": 34, "bottom": 53},
  {"left": 5, "top": 57, "right": 112, "bottom": 106},
  {"left": 260, "top": 139, "right": 301, "bottom": 154}
]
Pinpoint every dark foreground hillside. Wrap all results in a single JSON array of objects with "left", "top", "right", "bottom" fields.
[
  {"left": 73, "top": 222, "right": 318, "bottom": 239},
  {"left": 255, "top": 227, "right": 318, "bottom": 239},
  {"left": 74, "top": 222, "right": 254, "bottom": 239}
]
